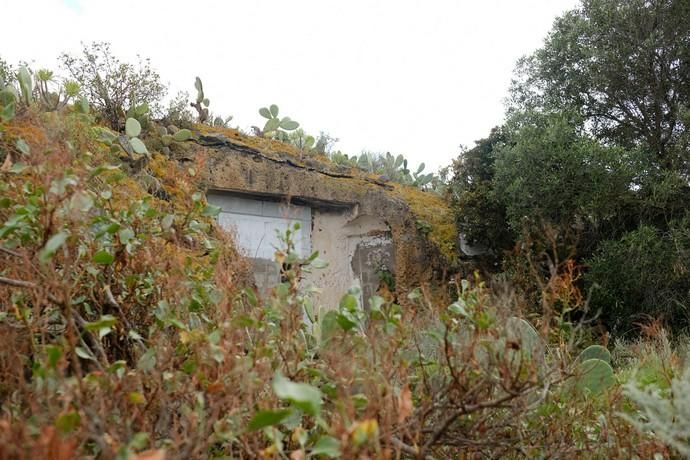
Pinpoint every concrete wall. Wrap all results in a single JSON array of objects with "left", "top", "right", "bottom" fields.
[
  {"left": 306, "top": 209, "right": 393, "bottom": 309},
  {"left": 199, "top": 136, "right": 451, "bottom": 308},
  {"left": 208, "top": 190, "right": 395, "bottom": 309},
  {"left": 207, "top": 192, "right": 311, "bottom": 294}
]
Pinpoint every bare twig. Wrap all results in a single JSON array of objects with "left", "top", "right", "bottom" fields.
[
  {"left": 390, "top": 436, "right": 434, "bottom": 460},
  {"left": 420, "top": 391, "right": 522, "bottom": 455},
  {"left": 0, "top": 246, "right": 22, "bottom": 258},
  {"left": 0, "top": 275, "right": 37, "bottom": 289}
]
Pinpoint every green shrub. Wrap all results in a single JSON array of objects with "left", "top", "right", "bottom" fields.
[
  {"left": 60, "top": 42, "right": 166, "bottom": 131},
  {"left": 586, "top": 220, "right": 690, "bottom": 335},
  {"left": 494, "top": 112, "right": 636, "bottom": 239}
]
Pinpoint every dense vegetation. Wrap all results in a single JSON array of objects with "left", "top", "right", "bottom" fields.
[
  {"left": 451, "top": 0, "right": 690, "bottom": 337},
  {"left": 1, "top": 0, "right": 690, "bottom": 458}
]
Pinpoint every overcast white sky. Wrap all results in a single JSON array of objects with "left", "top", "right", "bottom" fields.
[{"left": 1, "top": 0, "right": 578, "bottom": 171}]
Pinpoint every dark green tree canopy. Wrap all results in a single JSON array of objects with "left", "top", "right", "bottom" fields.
[
  {"left": 451, "top": 127, "right": 514, "bottom": 252},
  {"left": 512, "top": 0, "right": 690, "bottom": 167}
]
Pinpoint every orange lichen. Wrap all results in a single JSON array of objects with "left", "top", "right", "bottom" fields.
[{"left": 392, "top": 184, "right": 457, "bottom": 263}]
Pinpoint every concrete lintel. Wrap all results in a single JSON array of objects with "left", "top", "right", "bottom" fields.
[{"left": 208, "top": 187, "right": 355, "bottom": 211}]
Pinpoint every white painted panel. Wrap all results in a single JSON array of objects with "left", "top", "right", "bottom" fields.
[
  {"left": 208, "top": 193, "right": 262, "bottom": 215},
  {"left": 209, "top": 192, "right": 312, "bottom": 259}
]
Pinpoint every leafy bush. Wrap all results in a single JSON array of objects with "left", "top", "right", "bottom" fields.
[
  {"left": 162, "top": 90, "right": 195, "bottom": 128},
  {"left": 450, "top": 127, "right": 514, "bottom": 253},
  {"left": 0, "top": 57, "right": 13, "bottom": 87},
  {"left": 0, "top": 108, "right": 672, "bottom": 458},
  {"left": 586, "top": 220, "right": 690, "bottom": 335},
  {"left": 493, "top": 112, "right": 636, "bottom": 239},
  {"left": 60, "top": 42, "right": 166, "bottom": 131}
]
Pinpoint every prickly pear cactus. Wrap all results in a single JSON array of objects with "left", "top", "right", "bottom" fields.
[
  {"left": 577, "top": 345, "right": 611, "bottom": 364},
  {"left": 17, "top": 66, "right": 32, "bottom": 105},
  {"left": 259, "top": 104, "right": 300, "bottom": 141},
  {"left": 505, "top": 317, "right": 546, "bottom": 378},
  {"left": 506, "top": 317, "right": 543, "bottom": 360},
  {"left": 122, "top": 117, "right": 148, "bottom": 156},
  {"left": 0, "top": 88, "right": 16, "bottom": 122},
  {"left": 573, "top": 358, "right": 615, "bottom": 396}
]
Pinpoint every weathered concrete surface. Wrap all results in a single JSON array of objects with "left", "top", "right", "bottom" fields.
[
  {"left": 192, "top": 130, "right": 454, "bottom": 307},
  {"left": 308, "top": 211, "right": 394, "bottom": 308}
]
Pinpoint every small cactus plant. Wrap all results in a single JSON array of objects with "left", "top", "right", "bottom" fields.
[
  {"left": 126, "top": 102, "right": 150, "bottom": 129},
  {"left": 16, "top": 66, "right": 32, "bottom": 106},
  {"left": 259, "top": 104, "right": 300, "bottom": 141},
  {"left": 505, "top": 317, "right": 546, "bottom": 376},
  {"left": 0, "top": 87, "right": 16, "bottom": 122},
  {"left": 572, "top": 358, "right": 615, "bottom": 396},
  {"left": 577, "top": 345, "right": 611, "bottom": 364},
  {"left": 191, "top": 77, "right": 210, "bottom": 123},
  {"left": 123, "top": 117, "right": 148, "bottom": 156}
]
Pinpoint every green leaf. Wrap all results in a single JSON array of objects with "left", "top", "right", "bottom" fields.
[
  {"left": 129, "top": 137, "right": 148, "bottom": 155},
  {"left": 55, "top": 411, "right": 80, "bottom": 434},
  {"left": 259, "top": 107, "right": 272, "bottom": 119},
  {"left": 137, "top": 348, "right": 157, "bottom": 372},
  {"left": 173, "top": 129, "right": 192, "bottom": 142},
  {"left": 129, "top": 432, "right": 150, "bottom": 450},
  {"left": 75, "top": 346, "right": 95, "bottom": 361},
  {"left": 1, "top": 101, "right": 15, "bottom": 122},
  {"left": 92, "top": 250, "right": 115, "bottom": 265},
  {"left": 310, "top": 257, "right": 328, "bottom": 269},
  {"left": 84, "top": 314, "right": 117, "bottom": 332},
  {"left": 320, "top": 310, "right": 340, "bottom": 342},
  {"left": 0, "top": 88, "right": 16, "bottom": 105},
  {"left": 125, "top": 118, "right": 141, "bottom": 138},
  {"left": 339, "top": 294, "right": 358, "bottom": 311},
  {"left": 118, "top": 228, "right": 135, "bottom": 244},
  {"left": 311, "top": 436, "right": 341, "bottom": 457},
  {"left": 39, "top": 230, "right": 68, "bottom": 263},
  {"left": 9, "top": 162, "right": 28, "bottom": 174},
  {"left": 336, "top": 313, "right": 357, "bottom": 331},
  {"left": 46, "top": 345, "right": 63, "bottom": 368},
  {"left": 368, "top": 295, "right": 385, "bottom": 313},
  {"left": 247, "top": 409, "right": 292, "bottom": 431},
  {"left": 272, "top": 373, "right": 322, "bottom": 416},
  {"left": 448, "top": 300, "right": 467, "bottom": 316},
  {"left": 104, "top": 223, "right": 121, "bottom": 235},
  {"left": 202, "top": 204, "right": 222, "bottom": 217},
  {"left": 15, "top": 138, "right": 30, "bottom": 155}
]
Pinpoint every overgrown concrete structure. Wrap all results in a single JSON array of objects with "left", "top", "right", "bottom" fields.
[{"left": 189, "top": 127, "right": 455, "bottom": 308}]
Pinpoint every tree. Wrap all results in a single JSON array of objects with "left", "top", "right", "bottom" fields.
[
  {"left": 493, "top": 111, "right": 641, "bottom": 256},
  {"left": 512, "top": 0, "right": 690, "bottom": 169},
  {"left": 60, "top": 42, "right": 166, "bottom": 131},
  {"left": 450, "top": 127, "right": 514, "bottom": 253}
]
